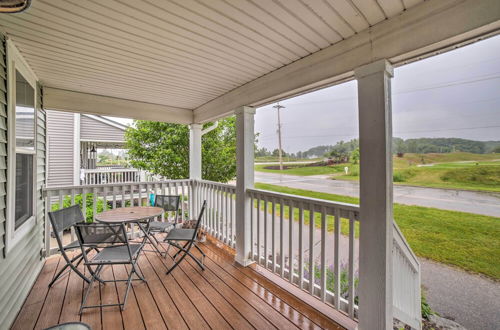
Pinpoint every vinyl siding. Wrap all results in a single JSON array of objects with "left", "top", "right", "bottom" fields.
[
  {"left": 0, "top": 34, "right": 45, "bottom": 329},
  {"left": 80, "top": 114, "right": 125, "bottom": 142},
  {"left": 46, "top": 110, "right": 74, "bottom": 186}
]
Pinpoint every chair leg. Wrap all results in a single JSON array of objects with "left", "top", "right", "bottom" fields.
[
  {"left": 121, "top": 264, "right": 136, "bottom": 311},
  {"left": 79, "top": 267, "right": 100, "bottom": 314},
  {"left": 48, "top": 262, "right": 71, "bottom": 287}
]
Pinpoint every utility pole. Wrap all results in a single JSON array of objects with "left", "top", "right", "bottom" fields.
[{"left": 273, "top": 103, "right": 285, "bottom": 170}]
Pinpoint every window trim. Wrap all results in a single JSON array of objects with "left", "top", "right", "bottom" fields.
[{"left": 5, "top": 39, "right": 38, "bottom": 254}]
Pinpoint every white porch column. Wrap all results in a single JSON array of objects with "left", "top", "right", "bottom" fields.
[
  {"left": 355, "top": 59, "right": 394, "bottom": 330},
  {"left": 235, "top": 106, "right": 256, "bottom": 266},
  {"left": 189, "top": 124, "right": 202, "bottom": 216}
]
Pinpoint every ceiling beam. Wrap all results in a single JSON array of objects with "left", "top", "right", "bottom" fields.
[
  {"left": 44, "top": 87, "right": 193, "bottom": 124},
  {"left": 194, "top": 0, "right": 500, "bottom": 123}
]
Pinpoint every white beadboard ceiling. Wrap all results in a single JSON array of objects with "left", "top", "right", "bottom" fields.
[{"left": 1, "top": 0, "right": 423, "bottom": 112}]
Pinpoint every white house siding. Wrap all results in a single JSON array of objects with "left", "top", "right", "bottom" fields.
[
  {"left": 80, "top": 115, "right": 125, "bottom": 142},
  {"left": 0, "top": 33, "right": 46, "bottom": 328},
  {"left": 46, "top": 110, "right": 74, "bottom": 186}
]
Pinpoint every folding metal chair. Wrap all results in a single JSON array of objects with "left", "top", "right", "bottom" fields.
[
  {"left": 47, "top": 205, "right": 93, "bottom": 287},
  {"left": 163, "top": 200, "right": 206, "bottom": 275},
  {"left": 149, "top": 195, "right": 181, "bottom": 239},
  {"left": 75, "top": 222, "right": 147, "bottom": 313}
]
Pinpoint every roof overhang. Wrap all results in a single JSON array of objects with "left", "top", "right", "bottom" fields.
[{"left": 2, "top": 0, "right": 498, "bottom": 124}]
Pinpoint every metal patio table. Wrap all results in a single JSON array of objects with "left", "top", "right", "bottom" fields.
[{"left": 95, "top": 206, "right": 164, "bottom": 255}]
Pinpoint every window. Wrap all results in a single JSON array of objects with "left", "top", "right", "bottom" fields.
[
  {"left": 5, "top": 40, "right": 38, "bottom": 253},
  {"left": 14, "top": 71, "right": 35, "bottom": 230}
]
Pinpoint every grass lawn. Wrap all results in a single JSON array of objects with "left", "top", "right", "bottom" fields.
[
  {"left": 255, "top": 183, "right": 500, "bottom": 280},
  {"left": 255, "top": 152, "right": 500, "bottom": 192}
]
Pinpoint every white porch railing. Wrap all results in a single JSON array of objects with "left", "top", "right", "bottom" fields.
[
  {"left": 42, "top": 179, "right": 420, "bottom": 328},
  {"left": 247, "top": 188, "right": 360, "bottom": 318},
  {"left": 393, "top": 222, "right": 422, "bottom": 329},
  {"left": 81, "top": 168, "right": 160, "bottom": 185},
  {"left": 194, "top": 180, "right": 237, "bottom": 248},
  {"left": 43, "top": 179, "right": 192, "bottom": 255}
]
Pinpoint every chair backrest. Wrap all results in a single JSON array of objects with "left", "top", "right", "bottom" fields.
[
  {"left": 190, "top": 200, "right": 207, "bottom": 241},
  {"left": 48, "top": 205, "right": 85, "bottom": 234},
  {"left": 74, "top": 223, "right": 128, "bottom": 248},
  {"left": 154, "top": 195, "right": 180, "bottom": 212}
]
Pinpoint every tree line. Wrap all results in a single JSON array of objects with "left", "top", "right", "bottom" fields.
[{"left": 257, "top": 138, "right": 500, "bottom": 159}]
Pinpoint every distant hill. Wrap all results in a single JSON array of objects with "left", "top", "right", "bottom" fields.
[{"left": 297, "top": 138, "right": 500, "bottom": 157}]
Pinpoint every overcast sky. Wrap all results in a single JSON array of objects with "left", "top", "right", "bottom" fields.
[
  {"left": 109, "top": 35, "right": 500, "bottom": 154},
  {"left": 255, "top": 35, "right": 500, "bottom": 153}
]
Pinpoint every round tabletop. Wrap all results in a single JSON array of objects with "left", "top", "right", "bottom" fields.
[{"left": 95, "top": 206, "right": 164, "bottom": 223}]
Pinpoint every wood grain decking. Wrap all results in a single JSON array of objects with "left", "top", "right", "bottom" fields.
[{"left": 11, "top": 240, "right": 347, "bottom": 330}]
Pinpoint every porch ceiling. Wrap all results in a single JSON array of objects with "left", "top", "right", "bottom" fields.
[{"left": 0, "top": 0, "right": 498, "bottom": 123}]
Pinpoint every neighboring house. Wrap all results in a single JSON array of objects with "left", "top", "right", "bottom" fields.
[{"left": 45, "top": 111, "right": 127, "bottom": 186}]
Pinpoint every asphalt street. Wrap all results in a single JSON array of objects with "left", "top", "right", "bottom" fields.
[{"left": 255, "top": 172, "right": 500, "bottom": 217}]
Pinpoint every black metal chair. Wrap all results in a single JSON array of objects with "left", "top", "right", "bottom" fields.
[
  {"left": 163, "top": 200, "right": 206, "bottom": 275},
  {"left": 74, "top": 222, "right": 147, "bottom": 313},
  {"left": 150, "top": 195, "right": 181, "bottom": 233},
  {"left": 47, "top": 205, "right": 92, "bottom": 287},
  {"left": 143, "top": 195, "right": 181, "bottom": 255}
]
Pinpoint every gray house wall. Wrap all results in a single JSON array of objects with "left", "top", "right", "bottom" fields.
[
  {"left": 80, "top": 114, "right": 125, "bottom": 142},
  {"left": 46, "top": 110, "right": 75, "bottom": 187},
  {"left": 0, "top": 33, "right": 46, "bottom": 328}
]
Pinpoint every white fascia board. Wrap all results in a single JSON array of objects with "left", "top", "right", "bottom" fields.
[
  {"left": 194, "top": 0, "right": 500, "bottom": 123},
  {"left": 44, "top": 88, "right": 194, "bottom": 124}
]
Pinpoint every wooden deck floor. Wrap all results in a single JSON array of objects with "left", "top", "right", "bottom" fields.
[{"left": 11, "top": 241, "right": 347, "bottom": 330}]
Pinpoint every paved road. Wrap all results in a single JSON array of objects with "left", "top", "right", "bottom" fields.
[
  {"left": 421, "top": 259, "right": 500, "bottom": 330},
  {"left": 255, "top": 172, "right": 500, "bottom": 217}
]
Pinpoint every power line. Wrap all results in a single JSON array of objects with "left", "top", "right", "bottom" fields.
[{"left": 257, "top": 125, "right": 500, "bottom": 141}]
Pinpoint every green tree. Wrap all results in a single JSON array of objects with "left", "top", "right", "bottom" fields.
[
  {"left": 125, "top": 117, "right": 236, "bottom": 183},
  {"left": 351, "top": 147, "right": 360, "bottom": 164}
]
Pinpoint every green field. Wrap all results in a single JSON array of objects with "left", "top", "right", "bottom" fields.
[
  {"left": 255, "top": 183, "right": 500, "bottom": 279},
  {"left": 255, "top": 153, "right": 500, "bottom": 192}
]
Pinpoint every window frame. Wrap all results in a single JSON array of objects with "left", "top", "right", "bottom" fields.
[{"left": 5, "top": 39, "right": 38, "bottom": 254}]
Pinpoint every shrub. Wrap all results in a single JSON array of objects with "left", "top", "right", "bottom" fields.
[
  {"left": 393, "top": 169, "right": 416, "bottom": 182},
  {"left": 441, "top": 166, "right": 500, "bottom": 186},
  {"left": 51, "top": 193, "right": 110, "bottom": 222}
]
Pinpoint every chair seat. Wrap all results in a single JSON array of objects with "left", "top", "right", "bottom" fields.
[
  {"left": 90, "top": 244, "right": 142, "bottom": 264},
  {"left": 62, "top": 240, "right": 80, "bottom": 250},
  {"left": 164, "top": 228, "right": 195, "bottom": 241},
  {"left": 149, "top": 221, "right": 174, "bottom": 232}
]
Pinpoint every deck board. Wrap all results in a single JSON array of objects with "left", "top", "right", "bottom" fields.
[{"left": 12, "top": 242, "right": 347, "bottom": 330}]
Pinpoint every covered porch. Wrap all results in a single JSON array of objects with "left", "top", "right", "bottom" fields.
[
  {"left": 0, "top": 1, "right": 498, "bottom": 329},
  {"left": 12, "top": 240, "right": 349, "bottom": 330}
]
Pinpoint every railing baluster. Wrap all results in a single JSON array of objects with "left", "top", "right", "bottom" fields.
[
  {"left": 334, "top": 207, "right": 341, "bottom": 310},
  {"left": 112, "top": 186, "right": 117, "bottom": 209},
  {"left": 309, "top": 204, "right": 314, "bottom": 295},
  {"left": 264, "top": 196, "right": 268, "bottom": 269},
  {"left": 279, "top": 198, "right": 284, "bottom": 278},
  {"left": 224, "top": 187, "right": 229, "bottom": 244},
  {"left": 320, "top": 206, "right": 327, "bottom": 302},
  {"left": 250, "top": 194, "right": 254, "bottom": 260},
  {"left": 271, "top": 198, "right": 276, "bottom": 273},
  {"left": 298, "top": 203, "right": 304, "bottom": 289},
  {"left": 70, "top": 189, "right": 76, "bottom": 241},
  {"left": 231, "top": 190, "right": 235, "bottom": 248},
  {"left": 348, "top": 211, "right": 356, "bottom": 318},
  {"left": 256, "top": 196, "right": 260, "bottom": 263},
  {"left": 130, "top": 184, "right": 134, "bottom": 207},
  {"left": 92, "top": 188, "right": 97, "bottom": 221},
  {"left": 288, "top": 201, "right": 294, "bottom": 283}
]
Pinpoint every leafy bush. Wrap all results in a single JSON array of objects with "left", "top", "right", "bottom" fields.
[
  {"left": 393, "top": 169, "right": 416, "bottom": 182},
  {"left": 441, "top": 166, "right": 500, "bottom": 186},
  {"left": 421, "top": 290, "right": 434, "bottom": 320},
  {"left": 51, "top": 193, "right": 110, "bottom": 222}
]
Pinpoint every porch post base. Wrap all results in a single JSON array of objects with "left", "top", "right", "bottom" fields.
[{"left": 235, "top": 256, "right": 255, "bottom": 267}]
